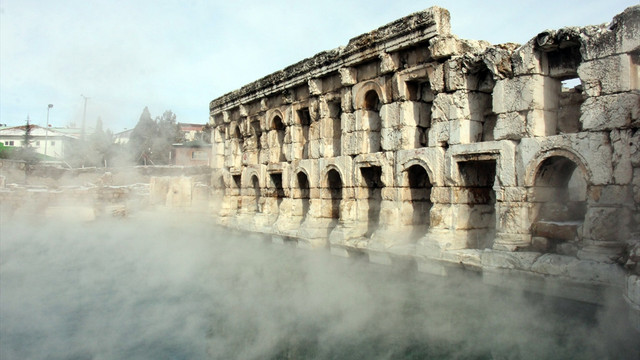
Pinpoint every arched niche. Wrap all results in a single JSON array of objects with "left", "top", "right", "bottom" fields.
[
  {"left": 359, "top": 166, "right": 383, "bottom": 238},
  {"left": 269, "top": 172, "right": 285, "bottom": 212},
  {"left": 364, "top": 90, "right": 381, "bottom": 111},
  {"left": 234, "top": 124, "right": 244, "bottom": 155},
  {"left": 296, "top": 171, "right": 311, "bottom": 220},
  {"left": 326, "top": 169, "right": 343, "bottom": 220},
  {"left": 531, "top": 155, "right": 587, "bottom": 253},
  {"left": 269, "top": 114, "right": 286, "bottom": 162},
  {"left": 405, "top": 164, "right": 433, "bottom": 240},
  {"left": 251, "top": 175, "right": 261, "bottom": 213}
]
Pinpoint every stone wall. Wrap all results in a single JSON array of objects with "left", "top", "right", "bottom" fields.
[
  {"left": 0, "top": 159, "right": 212, "bottom": 186},
  {"left": 0, "top": 161, "right": 213, "bottom": 221},
  {"left": 208, "top": 6, "right": 640, "bottom": 325}
]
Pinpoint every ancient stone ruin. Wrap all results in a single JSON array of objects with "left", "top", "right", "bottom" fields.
[{"left": 208, "top": 6, "right": 640, "bottom": 329}]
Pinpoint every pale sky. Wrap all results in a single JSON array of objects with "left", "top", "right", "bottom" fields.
[{"left": 1, "top": 0, "right": 637, "bottom": 133}]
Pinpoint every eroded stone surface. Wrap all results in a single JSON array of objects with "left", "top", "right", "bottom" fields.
[{"left": 207, "top": 6, "right": 640, "bottom": 320}]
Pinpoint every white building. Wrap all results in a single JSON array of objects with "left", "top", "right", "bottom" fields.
[
  {"left": 113, "top": 129, "right": 133, "bottom": 145},
  {"left": 0, "top": 125, "right": 79, "bottom": 159}
]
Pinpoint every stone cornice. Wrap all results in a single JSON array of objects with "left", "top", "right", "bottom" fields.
[{"left": 210, "top": 6, "right": 450, "bottom": 115}]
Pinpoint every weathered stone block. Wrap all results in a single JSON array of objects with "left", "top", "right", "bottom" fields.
[
  {"left": 428, "top": 203, "right": 452, "bottom": 229},
  {"left": 429, "top": 186, "right": 450, "bottom": 203},
  {"left": 578, "top": 54, "right": 634, "bottom": 97},
  {"left": 432, "top": 91, "right": 489, "bottom": 123},
  {"left": 532, "top": 220, "right": 578, "bottom": 241},
  {"left": 356, "top": 110, "right": 382, "bottom": 131},
  {"left": 580, "top": 6, "right": 640, "bottom": 61},
  {"left": 590, "top": 184, "right": 634, "bottom": 205},
  {"left": 530, "top": 254, "right": 575, "bottom": 276},
  {"left": 530, "top": 236, "right": 551, "bottom": 251},
  {"left": 341, "top": 88, "right": 354, "bottom": 113},
  {"left": 428, "top": 36, "right": 489, "bottom": 60},
  {"left": 379, "top": 52, "right": 400, "bottom": 74},
  {"left": 402, "top": 101, "right": 431, "bottom": 127},
  {"left": 566, "top": 260, "right": 625, "bottom": 285},
  {"left": 308, "top": 122, "right": 321, "bottom": 141},
  {"left": 308, "top": 78, "right": 322, "bottom": 95},
  {"left": 496, "top": 187, "right": 527, "bottom": 202},
  {"left": 496, "top": 203, "right": 529, "bottom": 234},
  {"left": 366, "top": 131, "right": 382, "bottom": 153},
  {"left": 427, "top": 121, "right": 449, "bottom": 147},
  {"left": 340, "top": 112, "right": 355, "bottom": 132},
  {"left": 380, "top": 102, "right": 400, "bottom": 128},
  {"left": 308, "top": 139, "right": 321, "bottom": 159},
  {"left": 450, "top": 187, "right": 491, "bottom": 204},
  {"left": 493, "top": 75, "right": 560, "bottom": 114},
  {"left": 381, "top": 127, "right": 400, "bottom": 152},
  {"left": 339, "top": 67, "right": 357, "bottom": 86},
  {"left": 481, "top": 250, "right": 540, "bottom": 270},
  {"left": 511, "top": 40, "right": 547, "bottom": 76},
  {"left": 580, "top": 93, "right": 640, "bottom": 131},
  {"left": 444, "top": 58, "right": 466, "bottom": 91},
  {"left": 493, "top": 111, "right": 525, "bottom": 140},
  {"left": 583, "top": 206, "right": 630, "bottom": 242},
  {"left": 454, "top": 204, "right": 494, "bottom": 230},
  {"left": 449, "top": 119, "right": 483, "bottom": 144},
  {"left": 525, "top": 109, "right": 557, "bottom": 137}
]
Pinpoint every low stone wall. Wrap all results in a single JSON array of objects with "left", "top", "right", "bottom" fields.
[
  {"left": 0, "top": 159, "right": 212, "bottom": 187},
  {"left": 0, "top": 163, "right": 213, "bottom": 221}
]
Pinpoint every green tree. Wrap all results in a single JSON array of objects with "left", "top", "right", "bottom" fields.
[
  {"left": 152, "top": 110, "right": 179, "bottom": 164},
  {"left": 18, "top": 118, "right": 39, "bottom": 179},
  {"left": 129, "top": 107, "right": 158, "bottom": 165},
  {"left": 128, "top": 107, "right": 180, "bottom": 165},
  {"left": 88, "top": 117, "right": 113, "bottom": 167}
]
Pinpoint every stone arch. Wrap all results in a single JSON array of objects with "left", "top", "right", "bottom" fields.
[
  {"left": 525, "top": 148, "right": 591, "bottom": 187},
  {"left": 354, "top": 81, "right": 386, "bottom": 110},
  {"left": 241, "top": 168, "right": 260, "bottom": 188},
  {"left": 400, "top": 158, "right": 438, "bottom": 187},
  {"left": 364, "top": 90, "right": 381, "bottom": 111},
  {"left": 528, "top": 149, "right": 589, "bottom": 253},
  {"left": 293, "top": 166, "right": 314, "bottom": 189},
  {"left": 321, "top": 164, "right": 347, "bottom": 188},
  {"left": 354, "top": 82, "right": 383, "bottom": 153},
  {"left": 295, "top": 170, "right": 311, "bottom": 220},
  {"left": 270, "top": 113, "right": 285, "bottom": 131},
  {"left": 403, "top": 163, "right": 433, "bottom": 240},
  {"left": 267, "top": 110, "right": 286, "bottom": 162}
]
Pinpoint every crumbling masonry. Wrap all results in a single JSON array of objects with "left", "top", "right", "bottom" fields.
[{"left": 209, "top": 6, "right": 640, "bottom": 328}]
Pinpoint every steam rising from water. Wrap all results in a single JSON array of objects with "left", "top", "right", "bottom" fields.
[{"left": 1, "top": 212, "right": 638, "bottom": 359}]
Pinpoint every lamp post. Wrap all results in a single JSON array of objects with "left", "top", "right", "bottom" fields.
[
  {"left": 80, "top": 94, "right": 89, "bottom": 141},
  {"left": 44, "top": 104, "right": 53, "bottom": 157}
]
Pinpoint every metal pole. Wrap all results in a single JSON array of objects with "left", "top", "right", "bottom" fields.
[
  {"left": 45, "top": 104, "right": 53, "bottom": 157},
  {"left": 80, "top": 94, "right": 89, "bottom": 141}
]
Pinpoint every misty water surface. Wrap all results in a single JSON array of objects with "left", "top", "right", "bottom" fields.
[{"left": 1, "top": 212, "right": 638, "bottom": 360}]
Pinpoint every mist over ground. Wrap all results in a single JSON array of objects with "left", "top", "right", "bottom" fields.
[{"left": 1, "top": 211, "right": 638, "bottom": 360}]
